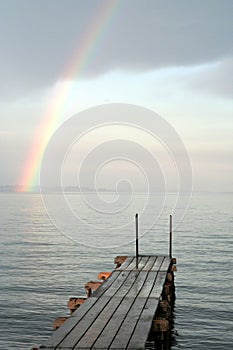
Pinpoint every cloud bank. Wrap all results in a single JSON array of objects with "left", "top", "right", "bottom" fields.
[{"left": 0, "top": 0, "right": 232, "bottom": 99}]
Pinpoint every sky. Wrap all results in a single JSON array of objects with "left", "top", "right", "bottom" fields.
[{"left": 0, "top": 0, "right": 232, "bottom": 192}]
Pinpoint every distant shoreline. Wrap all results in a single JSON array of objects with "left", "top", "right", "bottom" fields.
[{"left": 0, "top": 186, "right": 232, "bottom": 195}]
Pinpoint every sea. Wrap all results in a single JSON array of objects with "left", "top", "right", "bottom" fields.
[{"left": 0, "top": 192, "right": 232, "bottom": 350}]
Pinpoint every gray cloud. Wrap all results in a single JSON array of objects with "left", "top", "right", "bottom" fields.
[
  {"left": 0, "top": 0, "right": 232, "bottom": 99},
  {"left": 190, "top": 58, "right": 233, "bottom": 98}
]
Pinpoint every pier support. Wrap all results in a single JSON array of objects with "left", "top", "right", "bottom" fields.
[
  {"left": 53, "top": 317, "right": 68, "bottom": 330},
  {"left": 114, "top": 255, "right": 127, "bottom": 268},
  {"left": 68, "top": 297, "right": 86, "bottom": 314},
  {"left": 85, "top": 281, "right": 102, "bottom": 297},
  {"left": 150, "top": 258, "right": 177, "bottom": 349},
  {"left": 98, "top": 272, "right": 111, "bottom": 280}
]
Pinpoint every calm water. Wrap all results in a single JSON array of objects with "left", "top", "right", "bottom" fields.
[{"left": 0, "top": 193, "right": 232, "bottom": 349}]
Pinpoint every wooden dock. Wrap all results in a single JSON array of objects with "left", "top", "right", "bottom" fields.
[{"left": 39, "top": 255, "right": 176, "bottom": 350}]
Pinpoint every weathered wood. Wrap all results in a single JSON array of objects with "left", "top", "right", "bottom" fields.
[
  {"left": 158, "top": 300, "right": 170, "bottom": 314},
  {"left": 104, "top": 270, "right": 141, "bottom": 298},
  {"left": 116, "top": 256, "right": 143, "bottom": 271},
  {"left": 85, "top": 281, "right": 102, "bottom": 297},
  {"left": 53, "top": 317, "right": 68, "bottom": 330},
  {"left": 149, "top": 271, "right": 168, "bottom": 299},
  {"left": 170, "top": 264, "right": 177, "bottom": 272},
  {"left": 93, "top": 270, "right": 130, "bottom": 299},
  {"left": 171, "top": 257, "right": 177, "bottom": 264},
  {"left": 109, "top": 297, "right": 147, "bottom": 349},
  {"left": 114, "top": 255, "right": 128, "bottom": 268},
  {"left": 68, "top": 297, "right": 86, "bottom": 313},
  {"left": 143, "top": 256, "right": 159, "bottom": 271},
  {"left": 127, "top": 297, "right": 159, "bottom": 349},
  {"left": 73, "top": 270, "right": 147, "bottom": 348},
  {"left": 92, "top": 296, "right": 138, "bottom": 349},
  {"left": 136, "top": 272, "right": 157, "bottom": 299},
  {"left": 74, "top": 294, "right": 129, "bottom": 348},
  {"left": 160, "top": 256, "right": 172, "bottom": 271},
  {"left": 98, "top": 271, "right": 111, "bottom": 280},
  {"left": 153, "top": 319, "right": 169, "bottom": 332},
  {"left": 40, "top": 255, "right": 175, "bottom": 350},
  {"left": 40, "top": 298, "right": 98, "bottom": 348},
  {"left": 57, "top": 268, "right": 141, "bottom": 348},
  {"left": 166, "top": 272, "right": 173, "bottom": 282},
  {"left": 150, "top": 255, "right": 164, "bottom": 271},
  {"left": 57, "top": 296, "right": 112, "bottom": 348}
]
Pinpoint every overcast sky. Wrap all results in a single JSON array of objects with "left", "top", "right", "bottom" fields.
[{"left": 0, "top": 0, "right": 232, "bottom": 192}]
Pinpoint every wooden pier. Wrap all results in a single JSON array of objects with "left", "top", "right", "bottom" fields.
[{"left": 38, "top": 255, "right": 176, "bottom": 350}]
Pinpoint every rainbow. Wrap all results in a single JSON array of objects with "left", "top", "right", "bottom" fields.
[{"left": 19, "top": 0, "right": 121, "bottom": 192}]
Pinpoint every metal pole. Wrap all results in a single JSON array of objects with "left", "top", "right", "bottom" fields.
[
  {"left": 135, "top": 213, "right": 139, "bottom": 269},
  {"left": 169, "top": 214, "right": 172, "bottom": 259}
]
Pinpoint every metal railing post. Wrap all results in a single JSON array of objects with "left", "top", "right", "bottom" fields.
[
  {"left": 169, "top": 214, "right": 172, "bottom": 259},
  {"left": 135, "top": 213, "right": 139, "bottom": 269}
]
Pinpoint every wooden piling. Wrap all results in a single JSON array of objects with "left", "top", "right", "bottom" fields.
[
  {"left": 85, "top": 281, "right": 102, "bottom": 297},
  {"left": 114, "top": 255, "right": 127, "bottom": 268},
  {"left": 151, "top": 257, "right": 177, "bottom": 349},
  {"left": 68, "top": 297, "right": 86, "bottom": 314},
  {"left": 97, "top": 272, "right": 111, "bottom": 280},
  {"left": 53, "top": 317, "right": 68, "bottom": 330}
]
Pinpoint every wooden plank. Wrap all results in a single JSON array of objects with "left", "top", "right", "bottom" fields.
[
  {"left": 57, "top": 268, "right": 135, "bottom": 348},
  {"left": 91, "top": 296, "right": 136, "bottom": 349},
  {"left": 40, "top": 264, "right": 133, "bottom": 348},
  {"left": 160, "top": 256, "right": 171, "bottom": 271},
  {"left": 126, "top": 271, "right": 148, "bottom": 298},
  {"left": 117, "top": 256, "right": 142, "bottom": 271},
  {"left": 104, "top": 270, "right": 140, "bottom": 298},
  {"left": 107, "top": 264, "right": 159, "bottom": 349},
  {"left": 136, "top": 271, "right": 158, "bottom": 299},
  {"left": 115, "top": 256, "right": 134, "bottom": 270},
  {"left": 57, "top": 296, "right": 112, "bottom": 349},
  {"left": 72, "top": 270, "right": 144, "bottom": 348},
  {"left": 40, "top": 297, "right": 97, "bottom": 349},
  {"left": 92, "top": 270, "right": 128, "bottom": 298},
  {"left": 92, "top": 271, "right": 121, "bottom": 298},
  {"left": 110, "top": 263, "right": 166, "bottom": 349},
  {"left": 136, "top": 256, "right": 150, "bottom": 270},
  {"left": 117, "top": 255, "right": 150, "bottom": 271},
  {"left": 127, "top": 297, "right": 160, "bottom": 349},
  {"left": 95, "top": 270, "right": 131, "bottom": 298},
  {"left": 57, "top": 266, "right": 144, "bottom": 348},
  {"left": 92, "top": 269, "right": 150, "bottom": 349},
  {"left": 150, "top": 255, "right": 164, "bottom": 271},
  {"left": 142, "top": 255, "right": 158, "bottom": 271},
  {"left": 92, "top": 257, "right": 135, "bottom": 299},
  {"left": 73, "top": 292, "right": 129, "bottom": 348},
  {"left": 149, "top": 271, "right": 168, "bottom": 299},
  {"left": 109, "top": 297, "right": 147, "bottom": 349}
]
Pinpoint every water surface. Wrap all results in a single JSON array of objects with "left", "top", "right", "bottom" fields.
[{"left": 0, "top": 193, "right": 232, "bottom": 349}]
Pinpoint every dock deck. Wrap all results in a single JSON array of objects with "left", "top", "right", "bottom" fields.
[{"left": 40, "top": 255, "right": 175, "bottom": 350}]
